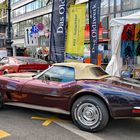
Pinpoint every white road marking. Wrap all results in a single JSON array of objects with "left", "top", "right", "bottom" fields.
[{"left": 55, "top": 121, "right": 103, "bottom": 140}]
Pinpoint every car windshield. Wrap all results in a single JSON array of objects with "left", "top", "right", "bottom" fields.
[
  {"left": 16, "top": 57, "right": 47, "bottom": 64},
  {"left": 36, "top": 66, "right": 75, "bottom": 82},
  {"left": 90, "top": 67, "right": 108, "bottom": 77}
]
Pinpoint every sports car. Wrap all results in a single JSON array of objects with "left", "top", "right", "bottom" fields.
[
  {"left": 0, "top": 56, "right": 49, "bottom": 74},
  {"left": 0, "top": 62, "right": 140, "bottom": 132}
]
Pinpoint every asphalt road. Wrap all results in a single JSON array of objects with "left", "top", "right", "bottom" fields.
[{"left": 0, "top": 105, "right": 140, "bottom": 140}]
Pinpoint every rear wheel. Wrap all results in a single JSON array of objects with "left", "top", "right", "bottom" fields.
[
  {"left": 0, "top": 94, "right": 3, "bottom": 109},
  {"left": 71, "top": 95, "right": 109, "bottom": 132},
  {"left": 4, "top": 71, "right": 8, "bottom": 75}
]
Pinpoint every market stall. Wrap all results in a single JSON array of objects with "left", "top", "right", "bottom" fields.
[{"left": 106, "top": 11, "right": 140, "bottom": 78}]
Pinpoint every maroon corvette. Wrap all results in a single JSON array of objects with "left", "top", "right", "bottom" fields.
[
  {"left": 0, "top": 56, "right": 49, "bottom": 74},
  {"left": 0, "top": 62, "right": 140, "bottom": 132}
]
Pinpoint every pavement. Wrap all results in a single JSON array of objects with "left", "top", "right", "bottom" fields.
[{"left": 0, "top": 105, "right": 140, "bottom": 140}]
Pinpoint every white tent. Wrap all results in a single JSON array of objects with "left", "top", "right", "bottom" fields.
[{"left": 106, "top": 11, "right": 140, "bottom": 76}]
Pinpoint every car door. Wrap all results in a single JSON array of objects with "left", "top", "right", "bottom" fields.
[{"left": 20, "top": 66, "right": 77, "bottom": 109}]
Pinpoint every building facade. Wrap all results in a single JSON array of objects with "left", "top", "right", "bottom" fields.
[
  {"left": 101, "top": 0, "right": 140, "bottom": 19},
  {"left": 0, "top": 0, "right": 8, "bottom": 58},
  {"left": 11, "top": 0, "right": 52, "bottom": 52},
  {"left": 0, "top": 0, "right": 140, "bottom": 58}
]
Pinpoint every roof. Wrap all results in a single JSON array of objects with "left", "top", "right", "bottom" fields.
[
  {"left": 53, "top": 62, "right": 109, "bottom": 80},
  {"left": 110, "top": 11, "right": 140, "bottom": 27}
]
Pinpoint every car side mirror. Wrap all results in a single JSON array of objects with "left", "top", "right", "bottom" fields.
[{"left": 43, "top": 74, "right": 51, "bottom": 81}]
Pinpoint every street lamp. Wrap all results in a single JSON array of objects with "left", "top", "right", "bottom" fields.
[{"left": 6, "top": 0, "right": 13, "bottom": 56}]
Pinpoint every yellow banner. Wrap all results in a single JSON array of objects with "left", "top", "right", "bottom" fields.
[
  {"left": 66, "top": 4, "right": 86, "bottom": 56},
  {"left": 135, "top": 23, "right": 140, "bottom": 41}
]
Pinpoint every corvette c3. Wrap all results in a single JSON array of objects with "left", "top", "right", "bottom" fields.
[{"left": 0, "top": 63, "right": 140, "bottom": 132}]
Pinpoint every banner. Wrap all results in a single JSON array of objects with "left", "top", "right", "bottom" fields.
[
  {"left": 121, "top": 24, "right": 135, "bottom": 41},
  {"left": 134, "top": 24, "right": 140, "bottom": 41},
  {"left": 50, "top": 0, "right": 67, "bottom": 62},
  {"left": 89, "top": 0, "right": 101, "bottom": 64},
  {"left": 135, "top": 41, "right": 140, "bottom": 56},
  {"left": 121, "top": 41, "right": 134, "bottom": 58},
  {"left": 66, "top": 4, "right": 86, "bottom": 57}
]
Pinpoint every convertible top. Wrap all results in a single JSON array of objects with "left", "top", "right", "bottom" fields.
[{"left": 53, "top": 62, "right": 109, "bottom": 80}]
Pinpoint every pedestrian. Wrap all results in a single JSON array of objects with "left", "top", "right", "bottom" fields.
[
  {"left": 136, "top": 42, "right": 140, "bottom": 56},
  {"left": 124, "top": 43, "right": 133, "bottom": 57}
]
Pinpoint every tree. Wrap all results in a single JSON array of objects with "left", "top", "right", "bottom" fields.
[{"left": 0, "top": 0, "right": 7, "bottom": 17}]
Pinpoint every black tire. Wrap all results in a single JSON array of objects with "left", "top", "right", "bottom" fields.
[
  {"left": 0, "top": 93, "right": 3, "bottom": 109},
  {"left": 71, "top": 95, "right": 109, "bottom": 132},
  {"left": 4, "top": 71, "right": 8, "bottom": 75}
]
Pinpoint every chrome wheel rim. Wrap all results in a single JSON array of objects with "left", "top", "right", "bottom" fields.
[{"left": 76, "top": 103, "right": 102, "bottom": 127}]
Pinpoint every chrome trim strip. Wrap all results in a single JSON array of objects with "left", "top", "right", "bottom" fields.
[
  {"left": 133, "top": 107, "right": 140, "bottom": 110},
  {"left": 5, "top": 102, "right": 70, "bottom": 115}
]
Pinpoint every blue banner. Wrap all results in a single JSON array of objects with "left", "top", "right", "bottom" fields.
[
  {"left": 89, "top": 0, "right": 101, "bottom": 64},
  {"left": 50, "top": 0, "right": 67, "bottom": 62}
]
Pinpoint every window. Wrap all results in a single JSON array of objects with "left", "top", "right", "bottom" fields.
[
  {"left": 90, "top": 67, "right": 108, "bottom": 77},
  {"left": 0, "top": 57, "right": 9, "bottom": 64},
  {"left": 116, "top": 0, "right": 121, "bottom": 12},
  {"left": 27, "top": 57, "right": 47, "bottom": 64},
  {"left": 13, "top": 23, "right": 19, "bottom": 37},
  {"left": 34, "top": 16, "right": 42, "bottom": 24},
  {"left": 42, "top": 14, "right": 51, "bottom": 29},
  {"left": 122, "top": 0, "right": 132, "bottom": 11},
  {"left": 133, "top": 0, "right": 140, "bottom": 9},
  {"left": 42, "top": 0, "right": 52, "bottom": 7},
  {"left": 11, "top": 0, "right": 21, "bottom": 5},
  {"left": 35, "top": 0, "right": 42, "bottom": 9},
  {"left": 101, "top": 0, "right": 109, "bottom": 15},
  {"left": 38, "top": 66, "right": 75, "bottom": 82},
  {"left": 19, "top": 21, "right": 26, "bottom": 36},
  {"left": 26, "top": 19, "right": 33, "bottom": 27},
  {"left": 0, "top": 39, "right": 5, "bottom": 48},
  {"left": 18, "top": 7, "right": 25, "bottom": 16},
  {"left": 26, "top": 2, "right": 34, "bottom": 13},
  {"left": 110, "top": 0, "right": 114, "bottom": 13}
]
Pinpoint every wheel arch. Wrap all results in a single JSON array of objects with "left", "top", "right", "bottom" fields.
[{"left": 69, "top": 91, "right": 113, "bottom": 118}]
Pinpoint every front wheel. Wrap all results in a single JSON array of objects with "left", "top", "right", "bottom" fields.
[{"left": 71, "top": 96, "right": 109, "bottom": 132}]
